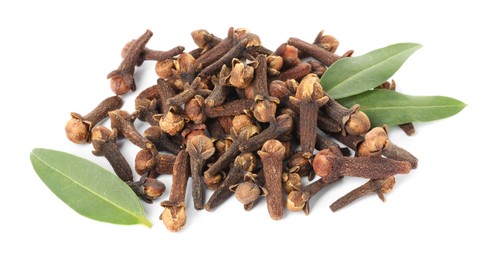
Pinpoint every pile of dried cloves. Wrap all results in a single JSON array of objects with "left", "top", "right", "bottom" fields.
[{"left": 65, "top": 28, "right": 418, "bottom": 232}]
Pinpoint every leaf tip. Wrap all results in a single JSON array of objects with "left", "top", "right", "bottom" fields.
[{"left": 140, "top": 218, "right": 153, "bottom": 228}]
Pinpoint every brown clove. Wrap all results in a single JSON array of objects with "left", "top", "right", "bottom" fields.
[
  {"left": 258, "top": 140, "right": 286, "bottom": 220},
  {"left": 65, "top": 96, "right": 123, "bottom": 144},
  {"left": 330, "top": 176, "right": 396, "bottom": 212},
  {"left": 186, "top": 135, "right": 216, "bottom": 210},
  {"left": 313, "top": 148, "right": 411, "bottom": 182},
  {"left": 108, "top": 30, "right": 153, "bottom": 95},
  {"left": 160, "top": 150, "right": 189, "bottom": 232}
]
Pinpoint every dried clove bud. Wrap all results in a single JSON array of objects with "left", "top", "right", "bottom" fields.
[
  {"left": 321, "top": 94, "right": 371, "bottom": 136},
  {"left": 258, "top": 140, "right": 286, "bottom": 220},
  {"left": 135, "top": 148, "right": 176, "bottom": 177},
  {"left": 108, "top": 30, "right": 153, "bottom": 95},
  {"left": 65, "top": 96, "right": 123, "bottom": 144},
  {"left": 229, "top": 58, "right": 256, "bottom": 88},
  {"left": 205, "top": 65, "right": 231, "bottom": 107},
  {"left": 287, "top": 37, "right": 353, "bottom": 66},
  {"left": 129, "top": 176, "right": 166, "bottom": 203},
  {"left": 195, "top": 27, "right": 237, "bottom": 70},
  {"left": 157, "top": 108, "right": 186, "bottom": 136},
  {"left": 251, "top": 54, "right": 280, "bottom": 123},
  {"left": 108, "top": 110, "right": 155, "bottom": 151},
  {"left": 121, "top": 42, "right": 184, "bottom": 66},
  {"left": 272, "top": 62, "right": 312, "bottom": 82},
  {"left": 289, "top": 74, "right": 329, "bottom": 157},
  {"left": 330, "top": 176, "right": 396, "bottom": 212},
  {"left": 186, "top": 135, "right": 216, "bottom": 210},
  {"left": 143, "top": 126, "right": 181, "bottom": 155},
  {"left": 91, "top": 126, "right": 133, "bottom": 182},
  {"left": 232, "top": 171, "right": 267, "bottom": 211},
  {"left": 313, "top": 148, "right": 411, "bottom": 182},
  {"left": 357, "top": 126, "right": 418, "bottom": 168},
  {"left": 160, "top": 150, "right": 189, "bottom": 232}
]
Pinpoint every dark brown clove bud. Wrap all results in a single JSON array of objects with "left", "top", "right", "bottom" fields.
[
  {"left": 321, "top": 94, "right": 371, "bottom": 136},
  {"left": 330, "top": 176, "right": 396, "bottom": 212},
  {"left": 91, "top": 126, "right": 133, "bottom": 182},
  {"left": 143, "top": 126, "right": 181, "bottom": 155},
  {"left": 185, "top": 95, "right": 207, "bottom": 124},
  {"left": 65, "top": 96, "right": 123, "bottom": 144},
  {"left": 287, "top": 37, "right": 353, "bottom": 66},
  {"left": 204, "top": 99, "right": 254, "bottom": 118},
  {"left": 108, "top": 30, "right": 153, "bottom": 95},
  {"left": 160, "top": 150, "right": 189, "bottom": 232},
  {"left": 251, "top": 54, "right": 280, "bottom": 123},
  {"left": 313, "top": 148, "right": 411, "bottom": 182},
  {"left": 358, "top": 127, "right": 418, "bottom": 168},
  {"left": 135, "top": 98, "right": 159, "bottom": 126},
  {"left": 135, "top": 148, "right": 176, "bottom": 177},
  {"left": 121, "top": 42, "right": 184, "bottom": 66},
  {"left": 205, "top": 65, "right": 231, "bottom": 107},
  {"left": 128, "top": 176, "right": 166, "bottom": 203},
  {"left": 186, "top": 135, "right": 216, "bottom": 210},
  {"left": 289, "top": 74, "right": 329, "bottom": 157},
  {"left": 272, "top": 62, "right": 312, "bottom": 82},
  {"left": 195, "top": 27, "right": 237, "bottom": 70},
  {"left": 258, "top": 140, "right": 286, "bottom": 220},
  {"left": 198, "top": 38, "right": 249, "bottom": 77},
  {"left": 108, "top": 110, "right": 155, "bottom": 151}
]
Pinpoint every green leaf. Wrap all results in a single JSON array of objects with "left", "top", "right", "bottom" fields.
[
  {"left": 30, "top": 148, "right": 152, "bottom": 227},
  {"left": 338, "top": 89, "right": 466, "bottom": 127},
  {"left": 322, "top": 43, "right": 422, "bottom": 99}
]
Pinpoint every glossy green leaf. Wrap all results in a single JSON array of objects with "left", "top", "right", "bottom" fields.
[
  {"left": 338, "top": 89, "right": 466, "bottom": 127},
  {"left": 322, "top": 43, "right": 422, "bottom": 99},
  {"left": 30, "top": 148, "right": 152, "bottom": 227}
]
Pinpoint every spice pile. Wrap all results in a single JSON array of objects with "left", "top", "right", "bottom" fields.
[{"left": 64, "top": 28, "right": 417, "bottom": 232}]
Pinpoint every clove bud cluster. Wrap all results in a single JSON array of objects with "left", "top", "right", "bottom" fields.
[{"left": 64, "top": 28, "right": 418, "bottom": 232}]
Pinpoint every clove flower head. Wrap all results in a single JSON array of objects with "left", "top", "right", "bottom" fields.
[
  {"left": 345, "top": 111, "right": 371, "bottom": 136},
  {"left": 65, "top": 113, "right": 91, "bottom": 144},
  {"left": 160, "top": 201, "right": 187, "bottom": 232}
]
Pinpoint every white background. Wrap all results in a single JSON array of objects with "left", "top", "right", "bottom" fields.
[{"left": 1, "top": 1, "right": 495, "bottom": 259}]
